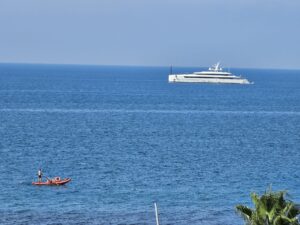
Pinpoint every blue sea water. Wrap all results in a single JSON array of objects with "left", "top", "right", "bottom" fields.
[{"left": 0, "top": 63, "right": 299, "bottom": 225}]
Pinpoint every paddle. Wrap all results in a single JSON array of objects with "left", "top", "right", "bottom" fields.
[{"left": 46, "top": 177, "right": 53, "bottom": 183}]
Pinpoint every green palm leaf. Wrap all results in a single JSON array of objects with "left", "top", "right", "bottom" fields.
[{"left": 236, "top": 190, "right": 300, "bottom": 225}]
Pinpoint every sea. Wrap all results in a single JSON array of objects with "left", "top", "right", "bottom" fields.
[{"left": 0, "top": 63, "right": 299, "bottom": 225}]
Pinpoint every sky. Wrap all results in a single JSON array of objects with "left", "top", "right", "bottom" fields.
[{"left": 0, "top": 0, "right": 300, "bottom": 69}]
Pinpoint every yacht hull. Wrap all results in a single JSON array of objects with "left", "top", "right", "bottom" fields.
[{"left": 168, "top": 74, "right": 250, "bottom": 84}]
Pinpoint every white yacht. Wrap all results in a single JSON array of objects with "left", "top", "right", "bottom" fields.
[{"left": 168, "top": 63, "right": 251, "bottom": 84}]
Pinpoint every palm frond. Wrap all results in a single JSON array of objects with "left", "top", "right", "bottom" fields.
[
  {"left": 236, "top": 205, "right": 253, "bottom": 220},
  {"left": 237, "top": 190, "right": 300, "bottom": 225}
]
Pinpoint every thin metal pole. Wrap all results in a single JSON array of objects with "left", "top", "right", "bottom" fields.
[{"left": 154, "top": 202, "right": 160, "bottom": 225}]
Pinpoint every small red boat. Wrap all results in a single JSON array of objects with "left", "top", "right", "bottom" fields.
[{"left": 32, "top": 177, "right": 71, "bottom": 186}]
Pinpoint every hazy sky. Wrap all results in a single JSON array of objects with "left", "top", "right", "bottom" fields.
[{"left": 0, "top": 0, "right": 300, "bottom": 68}]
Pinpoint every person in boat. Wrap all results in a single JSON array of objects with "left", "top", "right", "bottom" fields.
[{"left": 38, "top": 168, "right": 43, "bottom": 182}]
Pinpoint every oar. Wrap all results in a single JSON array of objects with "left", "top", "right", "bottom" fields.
[{"left": 46, "top": 177, "right": 52, "bottom": 183}]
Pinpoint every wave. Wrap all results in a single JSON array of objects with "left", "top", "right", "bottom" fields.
[{"left": 0, "top": 108, "right": 300, "bottom": 115}]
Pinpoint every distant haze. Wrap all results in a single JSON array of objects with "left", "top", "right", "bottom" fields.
[{"left": 0, "top": 0, "right": 300, "bottom": 69}]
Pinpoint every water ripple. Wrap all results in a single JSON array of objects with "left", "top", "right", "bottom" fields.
[{"left": 0, "top": 108, "right": 300, "bottom": 115}]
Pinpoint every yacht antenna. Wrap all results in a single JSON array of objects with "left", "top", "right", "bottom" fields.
[{"left": 170, "top": 65, "right": 173, "bottom": 75}]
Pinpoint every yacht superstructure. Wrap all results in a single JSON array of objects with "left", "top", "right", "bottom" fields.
[{"left": 168, "top": 63, "right": 251, "bottom": 84}]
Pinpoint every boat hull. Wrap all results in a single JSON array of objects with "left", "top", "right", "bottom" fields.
[
  {"left": 168, "top": 74, "right": 251, "bottom": 84},
  {"left": 32, "top": 178, "right": 71, "bottom": 186}
]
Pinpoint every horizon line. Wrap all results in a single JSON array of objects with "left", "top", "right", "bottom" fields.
[{"left": 0, "top": 61, "right": 299, "bottom": 71}]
